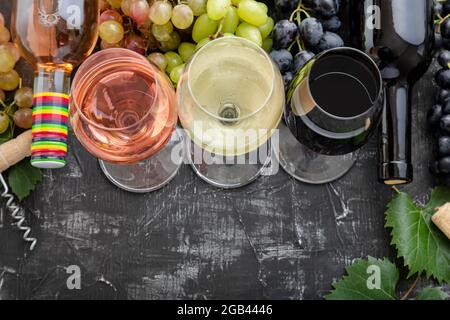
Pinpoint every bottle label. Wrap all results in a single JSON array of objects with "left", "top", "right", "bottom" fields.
[
  {"left": 31, "top": 92, "right": 69, "bottom": 169},
  {"left": 38, "top": 3, "right": 82, "bottom": 29}
]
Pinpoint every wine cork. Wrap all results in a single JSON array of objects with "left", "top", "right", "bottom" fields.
[
  {"left": 432, "top": 203, "right": 450, "bottom": 240},
  {"left": 0, "top": 130, "right": 32, "bottom": 173}
]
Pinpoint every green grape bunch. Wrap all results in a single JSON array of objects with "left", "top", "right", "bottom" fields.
[
  {"left": 0, "top": 12, "right": 33, "bottom": 137},
  {"left": 98, "top": 0, "right": 274, "bottom": 85}
]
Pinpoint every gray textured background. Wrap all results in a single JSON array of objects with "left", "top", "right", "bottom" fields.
[{"left": 0, "top": 0, "right": 448, "bottom": 300}]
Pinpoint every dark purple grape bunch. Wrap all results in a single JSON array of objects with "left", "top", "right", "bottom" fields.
[
  {"left": 270, "top": 0, "right": 344, "bottom": 91},
  {"left": 428, "top": 0, "right": 450, "bottom": 185}
]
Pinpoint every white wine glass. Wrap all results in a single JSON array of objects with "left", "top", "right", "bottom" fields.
[{"left": 177, "top": 37, "right": 285, "bottom": 188}]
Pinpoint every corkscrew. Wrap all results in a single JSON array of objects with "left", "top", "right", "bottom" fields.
[{"left": 0, "top": 173, "right": 37, "bottom": 251}]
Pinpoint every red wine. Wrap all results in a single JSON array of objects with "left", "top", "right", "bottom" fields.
[
  {"left": 341, "top": 0, "right": 435, "bottom": 184},
  {"left": 285, "top": 48, "right": 382, "bottom": 156},
  {"left": 309, "top": 54, "right": 379, "bottom": 118}
]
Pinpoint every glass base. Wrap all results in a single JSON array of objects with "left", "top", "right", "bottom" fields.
[
  {"left": 185, "top": 137, "right": 273, "bottom": 189},
  {"left": 277, "top": 123, "right": 356, "bottom": 184},
  {"left": 99, "top": 129, "right": 184, "bottom": 193}
]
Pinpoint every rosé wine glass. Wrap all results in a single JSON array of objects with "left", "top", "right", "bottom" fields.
[{"left": 70, "top": 48, "right": 183, "bottom": 193}]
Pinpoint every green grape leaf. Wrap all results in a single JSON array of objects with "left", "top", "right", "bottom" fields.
[
  {"left": 385, "top": 187, "right": 450, "bottom": 283},
  {"left": 0, "top": 121, "right": 14, "bottom": 144},
  {"left": 415, "top": 287, "right": 449, "bottom": 300},
  {"left": 325, "top": 256, "right": 399, "bottom": 300},
  {"left": 7, "top": 158, "right": 42, "bottom": 201}
]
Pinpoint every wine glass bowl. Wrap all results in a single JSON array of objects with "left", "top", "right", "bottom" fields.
[
  {"left": 177, "top": 37, "right": 285, "bottom": 188},
  {"left": 70, "top": 48, "right": 177, "bottom": 164},
  {"left": 70, "top": 48, "right": 182, "bottom": 193},
  {"left": 178, "top": 37, "right": 284, "bottom": 156},
  {"left": 280, "top": 47, "right": 384, "bottom": 184}
]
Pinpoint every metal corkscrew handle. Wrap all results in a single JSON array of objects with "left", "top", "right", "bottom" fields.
[{"left": 0, "top": 173, "right": 37, "bottom": 251}]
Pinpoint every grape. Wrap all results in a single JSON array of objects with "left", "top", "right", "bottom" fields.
[
  {"left": 170, "top": 64, "right": 185, "bottom": 84},
  {"left": 262, "top": 37, "right": 272, "bottom": 53},
  {"left": 195, "top": 37, "right": 211, "bottom": 50},
  {"left": 223, "top": 33, "right": 235, "bottom": 37},
  {"left": 435, "top": 2, "right": 444, "bottom": 16},
  {"left": 0, "top": 89, "right": 4, "bottom": 102},
  {"left": 274, "top": 0, "right": 299, "bottom": 20},
  {"left": 14, "top": 87, "right": 33, "bottom": 109},
  {"left": 444, "top": 99, "right": 450, "bottom": 114},
  {"left": 221, "top": 7, "right": 239, "bottom": 34},
  {"left": 0, "top": 12, "right": 4, "bottom": 26},
  {"left": 437, "top": 88, "right": 450, "bottom": 104},
  {"left": 0, "top": 69, "right": 20, "bottom": 91},
  {"left": 137, "top": 20, "right": 153, "bottom": 38},
  {"left": 0, "top": 25, "right": 10, "bottom": 44},
  {"left": 441, "top": 114, "right": 450, "bottom": 133},
  {"left": 272, "top": 20, "right": 298, "bottom": 50},
  {"left": 188, "top": 0, "right": 207, "bottom": 16},
  {"left": 0, "top": 46, "right": 15, "bottom": 73},
  {"left": 13, "top": 108, "right": 32, "bottom": 129},
  {"left": 165, "top": 52, "right": 183, "bottom": 74},
  {"left": 258, "top": 17, "right": 274, "bottom": 40},
  {"left": 1, "top": 43, "right": 21, "bottom": 63},
  {"left": 149, "top": 1, "right": 173, "bottom": 25},
  {"left": 99, "top": 20, "right": 124, "bottom": 44},
  {"left": 283, "top": 71, "right": 293, "bottom": 91},
  {"left": 270, "top": 49, "right": 293, "bottom": 73},
  {"left": 107, "top": 0, "right": 122, "bottom": 9},
  {"left": 321, "top": 16, "right": 342, "bottom": 32},
  {"left": 178, "top": 42, "right": 196, "bottom": 62},
  {"left": 0, "top": 111, "right": 9, "bottom": 134},
  {"left": 121, "top": 0, "right": 132, "bottom": 16},
  {"left": 299, "top": 18, "right": 324, "bottom": 47},
  {"left": 236, "top": 22, "right": 262, "bottom": 46},
  {"left": 436, "top": 69, "right": 450, "bottom": 89},
  {"left": 172, "top": 5, "right": 194, "bottom": 30},
  {"left": 100, "top": 9, "right": 123, "bottom": 24},
  {"left": 152, "top": 21, "right": 174, "bottom": 42},
  {"left": 258, "top": 2, "right": 268, "bottom": 13},
  {"left": 101, "top": 40, "right": 122, "bottom": 49},
  {"left": 438, "top": 50, "right": 450, "bottom": 69},
  {"left": 207, "top": 0, "right": 231, "bottom": 21},
  {"left": 441, "top": 17, "right": 450, "bottom": 39},
  {"left": 192, "top": 14, "right": 218, "bottom": 43},
  {"left": 430, "top": 160, "right": 440, "bottom": 175},
  {"left": 237, "top": 0, "right": 268, "bottom": 27},
  {"left": 148, "top": 52, "right": 168, "bottom": 71},
  {"left": 427, "top": 104, "right": 443, "bottom": 127},
  {"left": 159, "top": 32, "right": 181, "bottom": 52},
  {"left": 439, "top": 136, "right": 450, "bottom": 157},
  {"left": 435, "top": 32, "right": 443, "bottom": 50},
  {"left": 294, "top": 50, "right": 315, "bottom": 72},
  {"left": 124, "top": 34, "right": 147, "bottom": 55},
  {"left": 130, "top": 0, "right": 151, "bottom": 25},
  {"left": 312, "top": 0, "right": 339, "bottom": 18},
  {"left": 231, "top": 0, "right": 243, "bottom": 4},
  {"left": 439, "top": 156, "right": 450, "bottom": 174},
  {"left": 314, "top": 31, "right": 344, "bottom": 52}
]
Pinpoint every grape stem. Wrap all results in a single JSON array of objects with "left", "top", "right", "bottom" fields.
[
  {"left": 392, "top": 186, "right": 401, "bottom": 194},
  {"left": 400, "top": 273, "right": 421, "bottom": 300},
  {"left": 212, "top": 19, "right": 224, "bottom": 39},
  {"left": 288, "top": 35, "right": 305, "bottom": 52}
]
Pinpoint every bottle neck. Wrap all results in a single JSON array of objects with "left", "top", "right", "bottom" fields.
[{"left": 34, "top": 66, "right": 71, "bottom": 96}]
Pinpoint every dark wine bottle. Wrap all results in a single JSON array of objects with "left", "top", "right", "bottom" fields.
[{"left": 341, "top": 0, "right": 434, "bottom": 185}]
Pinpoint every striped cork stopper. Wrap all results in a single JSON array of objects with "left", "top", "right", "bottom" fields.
[{"left": 31, "top": 92, "right": 69, "bottom": 169}]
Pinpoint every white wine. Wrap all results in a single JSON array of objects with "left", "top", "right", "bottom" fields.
[{"left": 178, "top": 37, "right": 284, "bottom": 156}]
